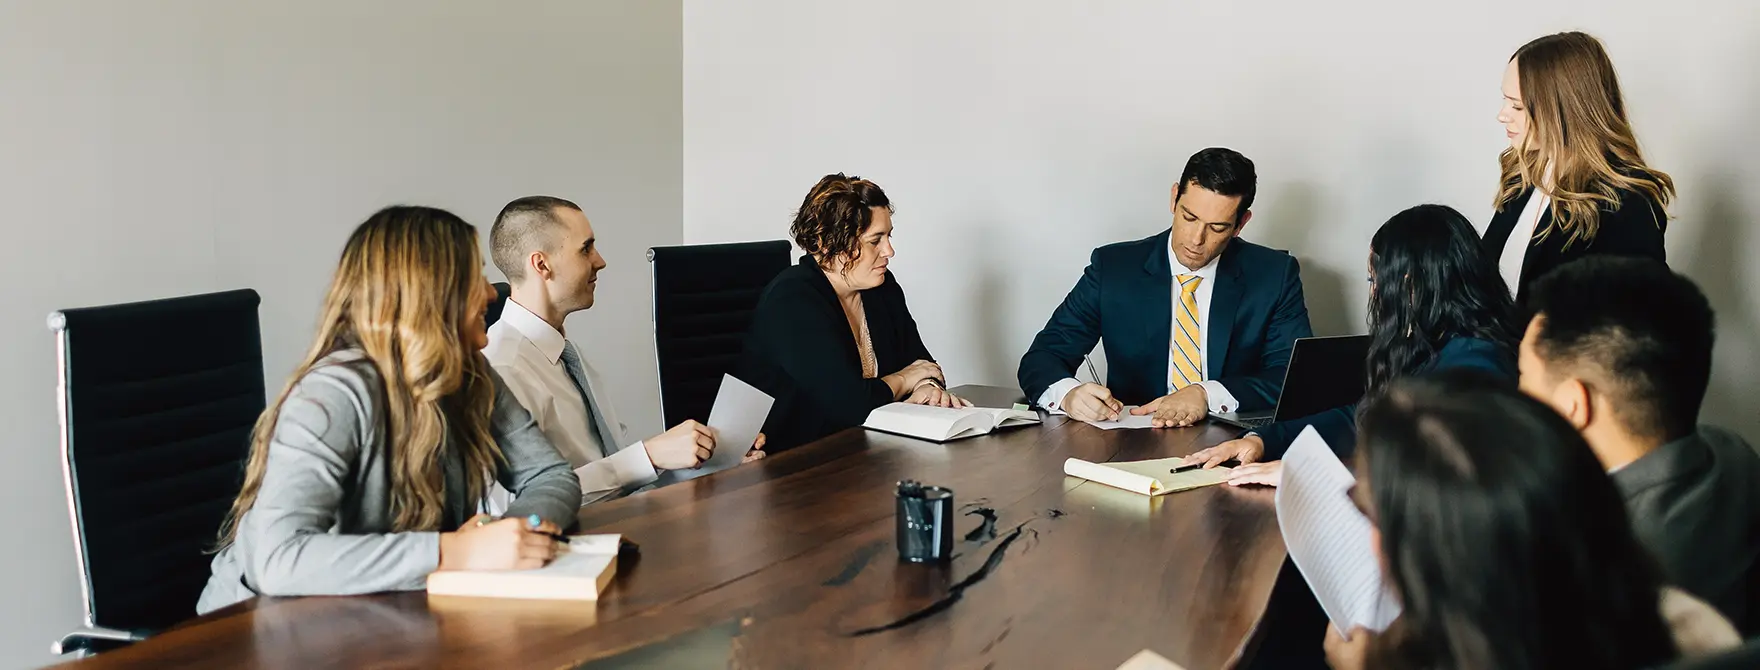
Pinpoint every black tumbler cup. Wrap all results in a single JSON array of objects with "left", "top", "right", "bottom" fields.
[{"left": 896, "top": 480, "right": 954, "bottom": 563}]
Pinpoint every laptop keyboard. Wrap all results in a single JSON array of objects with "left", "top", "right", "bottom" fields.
[{"left": 1236, "top": 416, "right": 1275, "bottom": 429}]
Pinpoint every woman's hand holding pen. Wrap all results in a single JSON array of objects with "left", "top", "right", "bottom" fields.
[{"left": 437, "top": 514, "right": 560, "bottom": 571}]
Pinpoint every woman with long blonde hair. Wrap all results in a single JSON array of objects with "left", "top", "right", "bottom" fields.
[
  {"left": 1484, "top": 31, "right": 1673, "bottom": 305},
  {"left": 197, "top": 206, "right": 581, "bottom": 614}
]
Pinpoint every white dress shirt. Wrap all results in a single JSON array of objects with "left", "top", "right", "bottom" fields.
[
  {"left": 482, "top": 299, "right": 657, "bottom": 508},
  {"left": 1499, "top": 189, "right": 1552, "bottom": 301},
  {"left": 1037, "top": 237, "right": 1242, "bottom": 414}
]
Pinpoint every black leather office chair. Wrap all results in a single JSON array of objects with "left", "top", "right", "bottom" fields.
[
  {"left": 647, "top": 241, "right": 792, "bottom": 426},
  {"left": 486, "top": 282, "right": 512, "bottom": 329},
  {"left": 48, "top": 289, "right": 266, "bottom": 656},
  {"left": 1657, "top": 636, "right": 1760, "bottom": 669}
]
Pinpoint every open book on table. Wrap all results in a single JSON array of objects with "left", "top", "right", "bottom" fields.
[{"left": 862, "top": 403, "right": 1040, "bottom": 442}]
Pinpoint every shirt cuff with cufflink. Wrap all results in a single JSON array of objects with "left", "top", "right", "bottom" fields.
[
  {"left": 1038, "top": 377, "right": 1085, "bottom": 414},
  {"left": 1196, "top": 380, "right": 1239, "bottom": 414}
]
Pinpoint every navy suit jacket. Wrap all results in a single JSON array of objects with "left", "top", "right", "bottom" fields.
[
  {"left": 1256, "top": 336, "right": 1516, "bottom": 461},
  {"left": 1018, "top": 231, "right": 1312, "bottom": 410}
]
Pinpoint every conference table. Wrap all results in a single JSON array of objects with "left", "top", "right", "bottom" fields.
[{"left": 59, "top": 386, "right": 1288, "bottom": 669}]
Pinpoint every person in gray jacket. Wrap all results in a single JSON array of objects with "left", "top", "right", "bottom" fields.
[
  {"left": 198, "top": 206, "right": 582, "bottom": 614},
  {"left": 1518, "top": 256, "right": 1760, "bottom": 634}
]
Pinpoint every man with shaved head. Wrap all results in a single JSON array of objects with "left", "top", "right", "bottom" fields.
[{"left": 484, "top": 196, "right": 756, "bottom": 507}]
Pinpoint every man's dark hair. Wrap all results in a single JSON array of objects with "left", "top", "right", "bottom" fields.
[
  {"left": 490, "top": 195, "right": 582, "bottom": 283},
  {"left": 1528, "top": 256, "right": 1715, "bottom": 442},
  {"left": 1175, "top": 147, "right": 1257, "bottom": 223}
]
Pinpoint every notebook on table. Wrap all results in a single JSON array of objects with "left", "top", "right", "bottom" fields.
[
  {"left": 862, "top": 403, "right": 1040, "bottom": 442},
  {"left": 426, "top": 534, "right": 623, "bottom": 601},
  {"left": 1063, "top": 457, "right": 1232, "bottom": 496}
]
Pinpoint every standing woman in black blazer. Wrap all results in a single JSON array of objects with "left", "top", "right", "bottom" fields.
[
  {"left": 1485, "top": 31, "right": 1674, "bottom": 305},
  {"left": 741, "top": 174, "right": 968, "bottom": 451}
]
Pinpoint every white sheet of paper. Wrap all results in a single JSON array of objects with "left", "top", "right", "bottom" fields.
[
  {"left": 1276, "top": 426, "right": 1402, "bottom": 634},
  {"left": 1084, "top": 406, "right": 1155, "bottom": 430},
  {"left": 659, "top": 374, "right": 773, "bottom": 483}
]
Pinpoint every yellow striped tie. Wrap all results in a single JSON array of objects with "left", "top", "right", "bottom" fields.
[{"left": 1171, "top": 274, "right": 1203, "bottom": 388}]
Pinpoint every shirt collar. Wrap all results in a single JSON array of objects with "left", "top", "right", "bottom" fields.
[
  {"left": 500, "top": 298, "right": 568, "bottom": 365},
  {"left": 1167, "top": 236, "right": 1222, "bottom": 279}
]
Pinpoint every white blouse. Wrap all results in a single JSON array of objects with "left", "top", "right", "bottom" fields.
[{"left": 1498, "top": 189, "right": 1552, "bottom": 300}]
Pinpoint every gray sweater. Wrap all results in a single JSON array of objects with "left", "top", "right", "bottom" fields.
[{"left": 196, "top": 350, "right": 582, "bottom": 614}]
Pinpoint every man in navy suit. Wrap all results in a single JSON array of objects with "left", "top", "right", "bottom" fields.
[{"left": 1018, "top": 147, "right": 1312, "bottom": 426}]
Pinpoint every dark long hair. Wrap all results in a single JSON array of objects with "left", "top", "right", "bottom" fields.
[
  {"left": 1357, "top": 370, "right": 1677, "bottom": 670},
  {"left": 1365, "top": 205, "right": 1517, "bottom": 394}
]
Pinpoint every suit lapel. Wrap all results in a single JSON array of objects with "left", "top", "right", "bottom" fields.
[
  {"left": 1143, "top": 231, "right": 1173, "bottom": 393},
  {"left": 1207, "top": 244, "right": 1243, "bottom": 377}
]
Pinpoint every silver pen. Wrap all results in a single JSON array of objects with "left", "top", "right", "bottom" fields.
[{"left": 1083, "top": 355, "right": 1101, "bottom": 384}]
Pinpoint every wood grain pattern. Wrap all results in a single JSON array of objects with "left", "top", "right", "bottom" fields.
[{"left": 56, "top": 387, "right": 1286, "bottom": 670}]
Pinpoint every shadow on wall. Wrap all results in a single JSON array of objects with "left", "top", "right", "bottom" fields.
[
  {"left": 1683, "top": 171, "right": 1760, "bottom": 443},
  {"left": 1247, "top": 181, "right": 1358, "bottom": 337},
  {"left": 973, "top": 262, "right": 1011, "bottom": 386}
]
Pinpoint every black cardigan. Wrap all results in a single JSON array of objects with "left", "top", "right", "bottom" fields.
[
  {"left": 1482, "top": 185, "right": 1667, "bottom": 306},
  {"left": 739, "top": 257, "right": 934, "bottom": 450}
]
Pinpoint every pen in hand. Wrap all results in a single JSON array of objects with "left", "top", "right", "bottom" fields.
[{"left": 522, "top": 515, "right": 642, "bottom": 557}]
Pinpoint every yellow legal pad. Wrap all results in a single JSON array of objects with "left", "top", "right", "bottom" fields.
[{"left": 1063, "top": 457, "right": 1232, "bottom": 496}]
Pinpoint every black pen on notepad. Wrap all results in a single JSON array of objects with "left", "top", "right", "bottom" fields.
[{"left": 1171, "top": 459, "right": 1241, "bottom": 474}]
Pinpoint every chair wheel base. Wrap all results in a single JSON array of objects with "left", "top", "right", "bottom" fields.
[{"left": 54, "top": 629, "right": 145, "bottom": 656}]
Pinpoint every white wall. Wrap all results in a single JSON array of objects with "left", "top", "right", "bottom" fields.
[
  {"left": 0, "top": 2, "right": 680, "bottom": 667},
  {"left": 684, "top": 1, "right": 1760, "bottom": 436}
]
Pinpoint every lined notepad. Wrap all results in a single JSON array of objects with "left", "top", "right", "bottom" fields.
[
  {"left": 426, "top": 534, "right": 621, "bottom": 601},
  {"left": 1063, "top": 457, "right": 1231, "bottom": 496},
  {"left": 1276, "top": 427, "right": 1401, "bottom": 633}
]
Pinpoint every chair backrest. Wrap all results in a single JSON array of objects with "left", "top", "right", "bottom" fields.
[
  {"left": 49, "top": 289, "right": 266, "bottom": 634},
  {"left": 648, "top": 241, "right": 792, "bottom": 427},
  {"left": 1655, "top": 636, "right": 1760, "bottom": 669},
  {"left": 486, "top": 282, "right": 512, "bottom": 329}
]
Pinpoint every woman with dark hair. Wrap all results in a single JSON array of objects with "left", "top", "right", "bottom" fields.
[
  {"left": 1323, "top": 371, "right": 1737, "bottom": 670},
  {"left": 1185, "top": 204, "right": 1518, "bottom": 484},
  {"left": 740, "top": 173, "right": 967, "bottom": 451},
  {"left": 1487, "top": 31, "right": 1672, "bottom": 305}
]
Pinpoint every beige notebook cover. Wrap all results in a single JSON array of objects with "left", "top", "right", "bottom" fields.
[
  {"left": 1116, "top": 649, "right": 1186, "bottom": 670},
  {"left": 1064, "top": 457, "right": 1231, "bottom": 496},
  {"left": 426, "top": 534, "right": 621, "bottom": 601}
]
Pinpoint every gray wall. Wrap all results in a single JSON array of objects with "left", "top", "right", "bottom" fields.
[
  {"left": 0, "top": 2, "right": 681, "bottom": 667},
  {"left": 684, "top": 0, "right": 1760, "bottom": 438}
]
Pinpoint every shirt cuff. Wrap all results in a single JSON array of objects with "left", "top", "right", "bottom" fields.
[
  {"left": 576, "top": 441, "right": 659, "bottom": 506},
  {"left": 1038, "top": 377, "right": 1084, "bottom": 413},
  {"left": 1198, "top": 380, "right": 1239, "bottom": 414}
]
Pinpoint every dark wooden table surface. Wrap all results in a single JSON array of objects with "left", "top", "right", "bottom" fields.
[{"left": 59, "top": 386, "right": 1286, "bottom": 670}]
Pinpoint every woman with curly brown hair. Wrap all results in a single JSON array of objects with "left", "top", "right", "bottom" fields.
[{"left": 740, "top": 173, "right": 967, "bottom": 451}]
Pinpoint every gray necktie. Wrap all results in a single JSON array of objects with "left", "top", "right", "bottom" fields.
[{"left": 558, "top": 341, "right": 606, "bottom": 448}]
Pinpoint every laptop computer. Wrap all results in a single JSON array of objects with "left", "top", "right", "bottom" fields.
[{"left": 1208, "top": 334, "right": 1372, "bottom": 430}]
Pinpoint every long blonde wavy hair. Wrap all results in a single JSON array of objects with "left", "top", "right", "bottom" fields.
[
  {"left": 216, "top": 206, "right": 502, "bottom": 549},
  {"left": 1496, "top": 32, "right": 1673, "bottom": 249}
]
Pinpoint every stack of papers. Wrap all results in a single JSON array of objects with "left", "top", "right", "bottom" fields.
[{"left": 1276, "top": 426, "right": 1402, "bottom": 634}]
